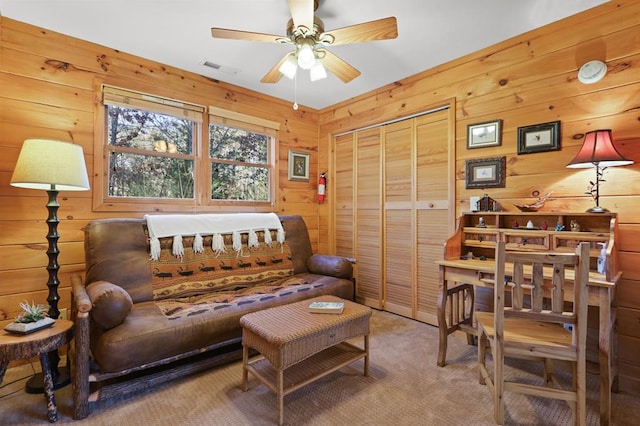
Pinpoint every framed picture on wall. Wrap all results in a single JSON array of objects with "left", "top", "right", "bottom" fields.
[
  {"left": 467, "top": 119, "right": 502, "bottom": 149},
  {"left": 465, "top": 156, "right": 506, "bottom": 189},
  {"left": 517, "top": 121, "right": 561, "bottom": 154},
  {"left": 288, "top": 150, "right": 310, "bottom": 182}
]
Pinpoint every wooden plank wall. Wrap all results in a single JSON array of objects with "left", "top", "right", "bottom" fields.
[
  {"left": 3, "top": 1, "right": 640, "bottom": 395},
  {"left": 0, "top": 17, "right": 321, "bottom": 328},
  {"left": 318, "top": 0, "right": 640, "bottom": 394}
]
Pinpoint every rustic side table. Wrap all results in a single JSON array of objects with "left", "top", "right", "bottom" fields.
[{"left": 0, "top": 319, "right": 74, "bottom": 423}]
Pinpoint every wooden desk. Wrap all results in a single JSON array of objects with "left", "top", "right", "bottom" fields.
[
  {"left": 435, "top": 258, "right": 620, "bottom": 425},
  {"left": 0, "top": 320, "right": 73, "bottom": 423}
]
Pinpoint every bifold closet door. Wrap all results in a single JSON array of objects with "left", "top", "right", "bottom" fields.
[
  {"left": 383, "top": 121, "right": 414, "bottom": 317},
  {"left": 354, "top": 128, "right": 383, "bottom": 308},
  {"left": 334, "top": 133, "right": 355, "bottom": 262},
  {"left": 334, "top": 130, "right": 384, "bottom": 308},
  {"left": 332, "top": 106, "right": 452, "bottom": 322},
  {"left": 415, "top": 110, "right": 451, "bottom": 325}
]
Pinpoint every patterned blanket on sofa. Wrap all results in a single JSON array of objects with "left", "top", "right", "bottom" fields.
[
  {"left": 148, "top": 228, "right": 295, "bottom": 309},
  {"left": 154, "top": 276, "right": 325, "bottom": 320}
]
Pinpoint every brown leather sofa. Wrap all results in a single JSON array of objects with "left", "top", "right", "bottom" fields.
[{"left": 70, "top": 215, "right": 354, "bottom": 419}]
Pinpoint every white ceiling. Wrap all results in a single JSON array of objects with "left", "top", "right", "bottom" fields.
[{"left": 0, "top": 0, "right": 607, "bottom": 110}]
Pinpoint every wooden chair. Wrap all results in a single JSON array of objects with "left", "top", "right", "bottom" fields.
[{"left": 476, "top": 241, "right": 590, "bottom": 426}]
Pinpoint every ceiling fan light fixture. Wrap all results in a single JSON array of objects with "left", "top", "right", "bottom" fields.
[
  {"left": 297, "top": 41, "right": 316, "bottom": 70},
  {"left": 211, "top": 1, "right": 398, "bottom": 85},
  {"left": 279, "top": 54, "right": 298, "bottom": 79},
  {"left": 309, "top": 61, "right": 327, "bottom": 81}
]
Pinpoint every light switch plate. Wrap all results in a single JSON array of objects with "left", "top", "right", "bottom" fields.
[{"left": 470, "top": 196, "right": 480, "bottom": 212}]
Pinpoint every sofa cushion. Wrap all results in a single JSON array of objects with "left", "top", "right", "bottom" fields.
[
  {"left": 84, "top": 219, "right": 154, "bottom": 303},
  {"left": 90, "top": 273, "right": 354, "bottom": 373},
  {"left": 155, "top": 275, "right": 312, "bottom": 320},
  {"left": 87, "top": 281, "right": 133, "bottom": 330}
]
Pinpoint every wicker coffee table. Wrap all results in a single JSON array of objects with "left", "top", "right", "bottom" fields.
[{"left": 240, "top": 296, "right": 372, "bottom": 425}]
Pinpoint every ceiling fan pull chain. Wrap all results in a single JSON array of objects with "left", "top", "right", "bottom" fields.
[{"left": 293, "top": 71, "right": 299, "bottom": 110}]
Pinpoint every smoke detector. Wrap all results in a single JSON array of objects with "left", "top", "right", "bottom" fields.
[{"left": 577, "top": 60, "right": 607, "bottom": 84}]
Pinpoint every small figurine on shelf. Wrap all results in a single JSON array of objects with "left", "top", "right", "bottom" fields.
[
  {"left": 571, "top": 220, "right": 581, "bottom": 232},
  {"left": 526, "top": 220, "right": 534, "bottom": 229},
  {"left": 555, "top": 222, "right": 565, "bottom": 231},
  {"left": 540, "top": 221, "right": 548, "bottom": 230},
  {"left": 461, "top": 251, "right": 475, "bottom": 260},
  {"left": 477, "top": 217, "right": 486, "bottom": 228},
  {"left": 512, "top": 220, "right": 519, "bottom": 229}
]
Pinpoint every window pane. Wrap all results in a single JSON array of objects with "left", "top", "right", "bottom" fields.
[
  {"left": 108, "top": 105, "right": 193, "bottom": 155},
  {"left": 211, "top": 163, "right": 269, "bottom": 201},
  {"left": 209, "top": 124, "right": 267, "bottom": 164},
  {"left": 109, "top": 152, "right": 194, "bottom": 199}
]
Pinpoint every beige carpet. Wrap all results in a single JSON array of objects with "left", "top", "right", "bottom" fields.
[{"left": 1, "top": 310, "right": 638, "bottom": 425}]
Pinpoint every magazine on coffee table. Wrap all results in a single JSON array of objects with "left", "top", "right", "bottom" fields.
[{"left": 308, "top": 301, "right": 345, "bottom": 314}]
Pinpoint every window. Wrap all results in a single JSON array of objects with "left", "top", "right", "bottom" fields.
[
  {"left": 96, "top": 86, "right": 279, "bottom": 211},
  {"left": 209, "top": 117, "right": 271, "bottom": 202},
  {"left": 207, "top": 107, "right": 278, "bottom": 205}
]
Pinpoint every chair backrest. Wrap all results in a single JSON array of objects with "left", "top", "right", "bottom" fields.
[{"left": 494, "top": 241, "right": 591, "bottom": 347}]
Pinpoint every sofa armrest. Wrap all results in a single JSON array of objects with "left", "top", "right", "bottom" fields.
[
  {"left": 306, "top": 254, "right": 353, "bottom": 279},
  {"left": 70, "top": 274, "right": 91, "bottom": 420},
  {"left": 71, "top": 274, "right": 92, "bottom": 314},
  {"left": 85, "top": 281, "right": 133, "bottom": 330}
]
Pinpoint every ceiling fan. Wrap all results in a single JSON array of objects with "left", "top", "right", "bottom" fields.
[{"left": 211, "top": 0, "right": 398, "bottom": 84}]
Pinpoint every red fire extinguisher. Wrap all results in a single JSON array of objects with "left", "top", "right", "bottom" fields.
[{"left": 318, "top": 172, "right": 326, "bottom": 203}]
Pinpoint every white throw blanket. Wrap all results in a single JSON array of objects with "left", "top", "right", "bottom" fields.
[{"left": 144, "top": 213, "right": 285, "bottom": 260}]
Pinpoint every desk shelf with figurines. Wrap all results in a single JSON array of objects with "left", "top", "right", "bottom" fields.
[{"left": 448, "top": 211, "right": 617, "bottom": 280}]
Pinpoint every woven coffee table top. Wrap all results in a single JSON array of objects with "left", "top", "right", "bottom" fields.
[
  {"left": 240, "top": 296, "right": 371, "bottom": 369},
  {"left": 241, "top": 296, "right": 371, "bottom": 343}
]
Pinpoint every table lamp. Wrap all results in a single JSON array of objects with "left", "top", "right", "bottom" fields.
[
  {"left": 566, "top": 129, "right": 633, "bottom": 213},
  {"left": 10, "top": 139, "right": 90, "bottom": 391}
]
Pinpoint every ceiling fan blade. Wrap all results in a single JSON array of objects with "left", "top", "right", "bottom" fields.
[
  {"left": 320, "top": 50, "right": 361, "bottom": 83},
  {"left": 261, "top": 53, "right": 291, "bottom": 84},
  {"left": 211, "top": 28, "right": 283, "bottom": 43},
  {"left": 325, "top": 17, "right": 398, "bottom": 46},
  {"left": 288, "top": 0, "right": 314, "bottom": 30}
]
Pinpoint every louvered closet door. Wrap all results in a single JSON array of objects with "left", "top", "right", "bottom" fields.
[
  {"left": 415, "top": 110, "right": 451, "bottom": 324},
  {"left": 383, "top": 120, "right": 414, "bottom": 317},
  {"left": 331, "top": 105, "right": 452, "bottom": 322},
  {"left": 355, "top": 128, "right": 383, "bottom": 308},
  {"left": 334, "top": 134, "right": 354, "bottom": 259}
]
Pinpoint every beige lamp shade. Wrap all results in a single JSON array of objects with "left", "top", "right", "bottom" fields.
[{"left": 10, "top": 139, "right": 90, "bottom": 191}]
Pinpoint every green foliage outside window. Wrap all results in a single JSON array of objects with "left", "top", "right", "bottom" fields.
[
  {"left": 209, "top": 124, "right": 270, "bottom": 201},
  {"left": 109, "top": 152, "right": 194, "bottom": 198},
  {"left": 103, "top": 94, "right": 273, "bottom": 205},
  {"left": 107, "top": 105, "right": 195, "bottom": 199}
]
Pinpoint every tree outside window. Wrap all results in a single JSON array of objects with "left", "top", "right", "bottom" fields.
[
  {"left": 98, "top": 86, "right": 277, "bottom": 210},
  {"left": 107, "top": 105, "right": 195, "bottom": 199},
  {"left": 209, "top": 123, "right": 270, "bottom": 202}
]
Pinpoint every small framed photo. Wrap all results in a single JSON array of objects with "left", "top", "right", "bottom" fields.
[
  {"left": 467, "top": 119, "right": 502, "bottom": 149},
  {"left": 517, "top": 121, "right": 561, "bottom": 154},
  {"left": 288, "top": 150, "right": 310, "bottom": 182},
  {"left": 465, "top": 156, "right": 506, "bottom": 189}
]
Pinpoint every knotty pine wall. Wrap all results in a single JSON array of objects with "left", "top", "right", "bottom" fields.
[
  {"left": 0, "top": 17, "right": 321, "bottom": 328},
  {"left": 318, "top": 0, "right": 640, "bottom": 394},
  {"left": 2, "top": 1, "right": 640, "bottom": 394}
]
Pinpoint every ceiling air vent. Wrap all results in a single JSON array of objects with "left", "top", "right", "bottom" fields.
[{"left": 203, "top": 60, "right": 221, "bottom": 70}]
